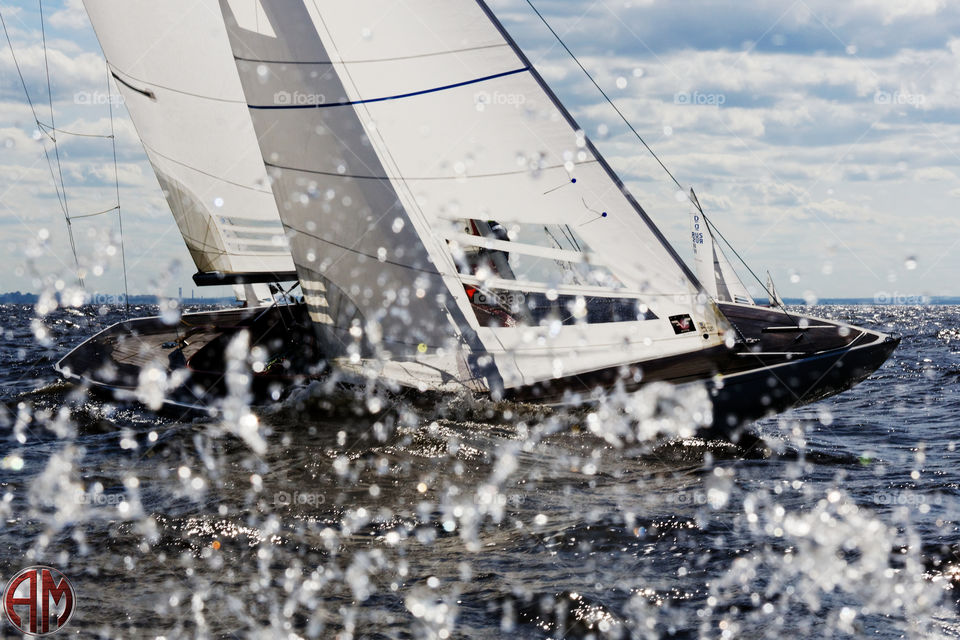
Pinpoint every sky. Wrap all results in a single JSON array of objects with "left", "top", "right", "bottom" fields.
[{"left": 1, "top": 0, "right": 958, "bottom": 301}]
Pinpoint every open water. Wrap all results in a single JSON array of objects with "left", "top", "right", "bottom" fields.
[{"left": 1, "top": 303, "right": 959, "bottom": 638}]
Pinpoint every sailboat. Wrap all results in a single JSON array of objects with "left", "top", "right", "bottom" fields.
[{"left": 56, "top": 0, "right": 899, "bottom": 429}]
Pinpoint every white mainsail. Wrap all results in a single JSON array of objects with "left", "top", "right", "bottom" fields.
[
  {"left": 217, "top": 0, "right": 730, "bottom": 391},
  {"left": 689, "top": 200, "right": 755, "bottom": 306},
  {"left": 83, "top": 0, "right": 294, "bottom": 279}
]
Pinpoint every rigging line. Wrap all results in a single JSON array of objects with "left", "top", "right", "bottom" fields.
[
  {"left": 528, "top": 1, "right": 784, "bottom": 332},
  {"left": 1, "top": 5, "right": 65, "bottom": 214},
  {"left": 524, "top": 0, "right": 684, "bottom": 194},
  {"left": 0, "top": 6, "right": 40, "bottom": 123},
  {"left": 40, "top": 143, "right": 67, "bottom": 214},
  {"left": 553, "top": 223, "right": 577, "bottom": 253},
  {"left": 36, "top": 122, "right": 114, "bottom": 139},
  {"left": 68, "top": 206, "right": 119, "bottom": 220},
  {"left": 698, "top": 205, "right": 800, "bottom": 329},
  {"left": 39, "top": 0, "right": 83, "bottom": 286},
  {"left": 106, "top": 63, "right": 130, "bottom": 314},
  {"left": 563, "top": 224, "right": 583, "bottom": 252}
]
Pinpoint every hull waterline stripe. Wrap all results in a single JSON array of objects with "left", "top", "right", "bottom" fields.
[{"left": 248, "top": 67, "right": 529, "bottom": 109}]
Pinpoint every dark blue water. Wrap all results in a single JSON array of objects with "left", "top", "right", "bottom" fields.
[{"left": 1, "top": 303, "right": 958, "bottom": 638}]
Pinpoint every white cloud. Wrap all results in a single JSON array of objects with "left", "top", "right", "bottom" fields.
[
  {"left": 853, "top": 0, "right": 946, "bottom": 25},
  {"left": 913, "top": 166, "right": 957, "bottom": 182},
  {"left": 48, "top": 0, "right": 89, "bottom": 30}
]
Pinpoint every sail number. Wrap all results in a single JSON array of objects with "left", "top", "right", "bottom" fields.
[{"left": 692, "top": 215, "right": 703, "bottom": 245}]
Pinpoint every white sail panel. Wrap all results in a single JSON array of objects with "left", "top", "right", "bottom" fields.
[
  {"left": 767, "top": 271, "right": 785, "bottom": 307},
  {"left": 691, "top": 210, "right": 754, "bottom": 305},
  {"left": 83, "top": 0, "right": 293, "bottom": 276},
  {"left": 715, "top": 245, "right": 754, "bottom": 305},
  {"left": 220, "top": 0, "right": 729, "bottom": 390}
]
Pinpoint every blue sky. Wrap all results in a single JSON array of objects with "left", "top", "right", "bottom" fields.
[{"left": 1, "top": 0, "right": 957, "bottom": 300}]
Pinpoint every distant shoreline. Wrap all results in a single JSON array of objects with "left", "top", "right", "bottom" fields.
[{"left": 0, "top": 292, "right": 238, "bottom": 306}]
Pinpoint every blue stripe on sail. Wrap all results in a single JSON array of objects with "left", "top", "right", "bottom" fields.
[{"left": 248, "top": 67, "right": 530, "bottom": 109}]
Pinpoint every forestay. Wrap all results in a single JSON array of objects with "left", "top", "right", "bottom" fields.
[
  {"left": 219, "top": 0, "right": 729, "bottom": 391},
  {"left": 83, "top": 0, "right": 293, "bottom": 277}
]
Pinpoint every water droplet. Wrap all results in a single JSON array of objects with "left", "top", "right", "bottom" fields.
[
  {"left": 904, "top": 256, "right": 917, "bottom": 270},
  {"left": 616, "top": 76, "right": 627, "bottom": 89}
]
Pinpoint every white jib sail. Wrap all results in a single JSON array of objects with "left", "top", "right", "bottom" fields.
[
  {"left": 83, "top": 0, "right": 294, "bottom": 278},
  {"left": 690, "top": 207, "right": 755, "bottom": 306},
  {"left": 218, "top": 0, "right": 730, "bottom": 391},
  {"left": 766, "top": 271, "right": 785, "bottom": 307}
]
